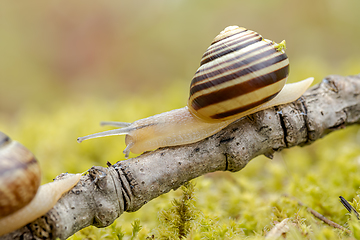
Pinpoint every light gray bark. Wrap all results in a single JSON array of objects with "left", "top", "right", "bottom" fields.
[{"left": 2, "top": 74, "right": 360, "bottom": 239}]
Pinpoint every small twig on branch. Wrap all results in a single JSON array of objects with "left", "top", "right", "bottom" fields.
[
  {"left": 2, "top": 74, "right": 360, "bottom": 239},
  {"left": 339, "top": 196, "right": 360, "bottom": 220},
  {"left": 284, "top": 195, "right": 351, "bottom": 234}
]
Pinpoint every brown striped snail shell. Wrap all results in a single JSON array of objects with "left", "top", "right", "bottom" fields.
[
  {"left": 77, "top": 26, "right": 313, "bottom": 157},
  {"left": 188, "top": 26, "right": 289, "bottom": 122},
  {"left": 0, "top": 131, "right": 41, "bottom": 218},
  {"left": 0, "top": 132, "right": 81, "bottom": 236}
]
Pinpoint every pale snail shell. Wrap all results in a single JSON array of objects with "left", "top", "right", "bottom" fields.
[
  {"left": 77, "top": 26, "right": 314, "bottom": 157},
  {"left": 0, "top": 132, "right": 81, "bottom": 236}
]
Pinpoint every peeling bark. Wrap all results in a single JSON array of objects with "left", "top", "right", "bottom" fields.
[{"left": 2, "top": 74, "right": 360, "bottom": 240}]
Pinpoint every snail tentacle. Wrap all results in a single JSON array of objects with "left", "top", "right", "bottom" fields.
[
  {"left": 123, "top": 142, "right": 134, "bottom": 158},
  {"left": 100, "top": 121, "right": 131, "bottom": 127},
  {"left": 77, "top": 127, "right": 132, "bottom": 143}
]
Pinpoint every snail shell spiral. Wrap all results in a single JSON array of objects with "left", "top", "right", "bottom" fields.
[
  {"left": 188, "top": 26, "right": 289, "bottom": 122},
  {"left": 0, "top": 132, "right": 41, "bottom": 218}
]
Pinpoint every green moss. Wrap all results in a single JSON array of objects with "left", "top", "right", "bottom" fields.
[
  {"left": 71, "top": 220, "right": 141, "bottom": 240},
  {"left": 1, "top": 82, "right": 360, "bottom": 239},
  {"left": 154, "top": 182, "right": 197, "bottom": 239}
]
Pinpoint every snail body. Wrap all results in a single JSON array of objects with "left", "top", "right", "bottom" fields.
[
  {"left": 0, "top": 132, "right": 81, "bottom": 236},
  {"left": 77, "top": 26, "right": 314, "bottom": 157}
]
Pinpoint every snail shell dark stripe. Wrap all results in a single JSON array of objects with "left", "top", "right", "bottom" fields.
[
  {"left": 210, "top": 26, "right": 247, "bottom": 45},
  {"left": 0, "top": 132, "right": 41, "bottom": 218},
  {"left": 190, "top": 49, "right": 287, "bottom": 94},
  {"left": 187, "top": 26, "right": 289, "bottom": 122},
  {"left": 200, "top": 31, "right": 262, "bottom": 65}
]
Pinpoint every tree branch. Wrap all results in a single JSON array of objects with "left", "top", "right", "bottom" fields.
[{"left": 2, "top": 74, "right": 360, "bottom": 239}]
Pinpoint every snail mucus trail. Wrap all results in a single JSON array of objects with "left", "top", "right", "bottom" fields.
[
  {"left": 77, "top": 26, "right": 314, "bottom": 158},
  {"left": 0, "top": 132, "right": 81, "bottom": 236}
]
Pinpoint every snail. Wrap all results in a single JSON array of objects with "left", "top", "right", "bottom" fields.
[
  {"left": 77, "top": 26, "right": 314, "bottom": 158},
  {"left": 0, "top": 132, "right": 81, "bottom": 236}
]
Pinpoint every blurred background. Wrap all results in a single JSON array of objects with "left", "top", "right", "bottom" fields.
[
  {"left": 1, "top": 0, "right": 360, "bottom": 237},
  {"left": 1, "top": 0, "right": 360, "bottom": 116}
]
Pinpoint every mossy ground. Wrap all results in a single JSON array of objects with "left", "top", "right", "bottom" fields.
[
  {"left": 1, "top": 83, "right": 360, "bottom": 239},
  {"left": 1, "top": 1, "right": 360, "bottom": 238}
]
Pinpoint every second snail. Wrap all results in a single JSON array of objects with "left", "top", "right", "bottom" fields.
[
  {"left": 78, "top": 26, "right": 313, "bottom": 157},
  {"left": 0, "top": 132, "right": 81, "bottom": 236}
]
